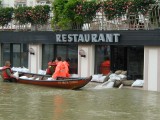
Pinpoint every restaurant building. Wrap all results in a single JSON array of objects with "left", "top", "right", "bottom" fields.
[{"left": 0, "top": 30, "right": 160, "bottom": 91}]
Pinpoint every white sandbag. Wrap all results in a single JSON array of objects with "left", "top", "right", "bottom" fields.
[
  {"left": 109, "top": 73, "right": 121, "bottom": 80},
  {"left": 94, "top": 81, "right": 114, "bottom": 89},
  {"left": 21, "top": 67, "right": 29, "bottom": 73},
  {"left": 47, "top": 77, "right": 55, "bottom": 80},
  {"left": 13, "top": 71, "right": 19, "bottom": 78},
  {"left": 38, "top": 70, "right": 46, "bottom": 75},
  {"left": 70, "top": 74, "right": 79, "bottom": 78},
  {"left": 118, "top": 74, "right": 127, "bottom": 79},
  {"left": 98, "top": 76, "right": 107, "bottom": 83},
  {"left": 35, "top": 78, "right": 40, "bottom": 80},
  {"left": 19, "top": 76, "right": 28, "bottom": 79},
  {"left": 28, "top": 77, "right": 35, "bottom": 80},
  {"left": 119, "top": 84, "right": 123, "bottom": 89},
  {"left": 91, "top": 74, "right": 103, "bottom": 82},
  {"left": 104, "top": 82, "right": 114, "bottom": 88},
  {"left": 131, "top": 79, "right": 144, "bottom": 87}
]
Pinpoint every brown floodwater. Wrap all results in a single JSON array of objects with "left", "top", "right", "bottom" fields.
[{"left": 0, "top": 78, "right": 160, "bottom": 120}]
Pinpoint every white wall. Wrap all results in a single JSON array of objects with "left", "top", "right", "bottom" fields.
[
  {"left": 2, "top": 0, "right": 14, "bottom": 7},
  {"left": 144, "top": 46, "right": 160, "bottom": 92},
  {"left": 26, "top": 0, "right": 37, "bottom": 6},
  {"left": 78, "top": 45, "right": 95, "bottom": 77},
  {"left": 28, "top": 44, "right": 42, "bottom": 73}
]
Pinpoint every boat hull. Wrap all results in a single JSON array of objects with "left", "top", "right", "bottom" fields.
[{"left": 17, "top": 74, "right": 92, "bottom": 90}]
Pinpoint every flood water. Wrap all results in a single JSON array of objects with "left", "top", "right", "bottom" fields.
[{"left": 0, "top": 78, "right": 160, "bottom": 120}]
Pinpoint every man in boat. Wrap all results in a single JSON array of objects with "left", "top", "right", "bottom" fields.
[
  {"left": 1, "top": 61, "right": 17, "bottom": 82},
  {"left": 63, "top": 58, "right": 70, "bottom": 78},
  {"left": 46, "top": 59, "right": 57, "bottom": 75},
  {"left": 52, "top": 57, "right": 68, "bottom": 79}
]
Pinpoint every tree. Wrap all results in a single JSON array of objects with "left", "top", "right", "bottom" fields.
[{"left": 0, "top": 7, "right": 14, "bottom": 27}]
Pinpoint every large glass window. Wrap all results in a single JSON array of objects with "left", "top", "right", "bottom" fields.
[
  {"left": 42, "top": 45, "right": 54, "bottom": 70},
  {"left": 42, "top": 44, "right": 78, "bottom": 74},
  {"left": 95, "top": 45, "right": 144, "bottom": 80},
  {"left": 127, "top": 46, "right": 144, "bottom": 79},
  {"left": 95, "top": 45, "right": 110, "bottom": 74},
  {"left": 1, "top": 44, "right": 10, "bottom": 66},
  {"left": 1, "top": 44, "right": 28, "bottom": 67},
  {"left": 13, "top": 44, "right": 21, "bottom": 67},
  {"left": 110, "top": 46, "right": 127, "bottom": 71}
]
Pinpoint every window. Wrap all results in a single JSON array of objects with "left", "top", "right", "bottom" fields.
[
  {"left": 1, "top": 44, "right": 10, "bottom": 66},
  {"left": 1, "top": 44, "right": 28, "bottom": 67},
  {"left": 95, "top": 45, "right": 110, "bottom": 74},
  {"left": 127, "top": 46, "right": 144, "bottom": 79},
  {"left": 42, "top": 45, "right": 54, "bottom": 70},
  {"left": 56, "top": 45, "right": 78, "bottom": 74},
  {"left": 42, "top": 44, "right": 78, "bottom": 74}
]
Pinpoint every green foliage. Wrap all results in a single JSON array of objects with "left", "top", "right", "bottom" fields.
[
  {"left": 30, "top": 5, "right": 50, "bottom": 25},
  {"left": 103, "top": 0, "right": 127, "bottom": 20},
  {"left": 51, "top": 0, "right": 98, "bottom": 31},
  {"left": 51, "top": 0, "right": 69, "bottom": 30},
  {"left": 127, "top": 0, "right": 155, "bottom": 14},
  {"left": 103, "top": 0, "right": 155, "bottom": 20},
  {"left": 0, "top": 7, "right": 14, "bottom": 27},
  {"left": 14, "top": 7, "right": 32, "bottom": 24},
  {"left": 14, "top": 5, "right": 50, "bottom": 25}
]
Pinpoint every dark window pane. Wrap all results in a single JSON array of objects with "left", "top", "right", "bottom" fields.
[
  {"left": 95, "top": 45, "right": 110, "bottom": 74},
  {"left": 68, "top": 45, "right": 78, "bottom": 74},
  {"left": 127, "top": 47, "right": 144, "bottom": 79},
  {"left": 42, "top": 44, "right": 78, "bottom": 74},
  {"left": 13, "top": 44, "right": 21, "bottom": 67},
  {"left": 56, "top": 45, "right": 78, "bottom": 74},
  {"left": 21, "top": 44, "right": 28, "bottom": 68},
  {"left": 1, "top": 44, "right": 10, "bottom": 66},
  {"left": 1, "top": 44, "right": 28, "bottom": 68},
  {"left": 42, "top": 45, "right": 54, "bottom": 70}
]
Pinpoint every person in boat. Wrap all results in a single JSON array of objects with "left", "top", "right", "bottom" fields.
[
  {"left": 52, "top": 56, "right": 68, "bottom": 79},
  {"left": 46, "top": 59, "right": 57, "bottom": 75},
  {"left": 63, "top": 58, "right": 70, "bottom": 78},
  {"left": 1, "top": 61, "right": 17, "bottom": 82},
  {"left": 100, "top": 56, "right": 110, "bottom": 75}
]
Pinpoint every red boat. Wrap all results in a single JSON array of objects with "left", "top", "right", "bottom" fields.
[{"left": 16, "top": 72, "right": 92, "bottom": 90}]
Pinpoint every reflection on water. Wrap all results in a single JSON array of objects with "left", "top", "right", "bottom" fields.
[{"left": 0, "top": 79, "right": 160, "bottom": 120}]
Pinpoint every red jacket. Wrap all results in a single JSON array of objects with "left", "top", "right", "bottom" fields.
[
  {"left": 46, "top": 62, "right": 57, "bottom": 75},
  {"left": 100, "top": 60, "right": 110, "bottom": 75},
  {"left": 2, "top": 66, "right": 13, "bottom": 79}
]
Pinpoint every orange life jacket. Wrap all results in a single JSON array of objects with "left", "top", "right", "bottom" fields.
[
  {"left": 63, "top": 61, "right": 70, "bottom": 78},
  {"left": 2, "top": 66, "right": 13, "bottom": 79},
  {"left": 100, "top": 60, "right": 110, "bottom": 75},
  {"left": 52, "top": 61, "right": 67, "bottom": 79}
]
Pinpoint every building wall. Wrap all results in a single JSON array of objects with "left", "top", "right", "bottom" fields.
[
  {"left": 28, "top": 44, "right": 42, "bottom": 73},
  {"left": 2, "top": 0, "right": 14, "bottom": 7},
  {"left": 144, "top": 46, "right": 160, "bottom": 92},
  {"left": 78, "top": 45, "right": 95, "bottom": 77},
  {"left": 2, "top": 0, "right": 50, "bottom": 7}
]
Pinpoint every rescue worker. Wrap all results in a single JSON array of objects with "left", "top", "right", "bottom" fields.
[
  {"left": 52, "top": 57, "right": 68, "bottom": 79},
  {"left": 63, "top": 58, "right": 70, "bottom": 78},
  {"left": 100, "top": 56, "right": 110, "bottom": 75},
  {"left": 1, "top": 61, "right": 17, "bottom": 82},
  {"left": 46, "top": 59, "right": 57, "bottom": 75}
]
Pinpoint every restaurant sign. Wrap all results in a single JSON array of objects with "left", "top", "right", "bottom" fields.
[{"left": 56, "top": 33, "right": 120, "bottom": 43}]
